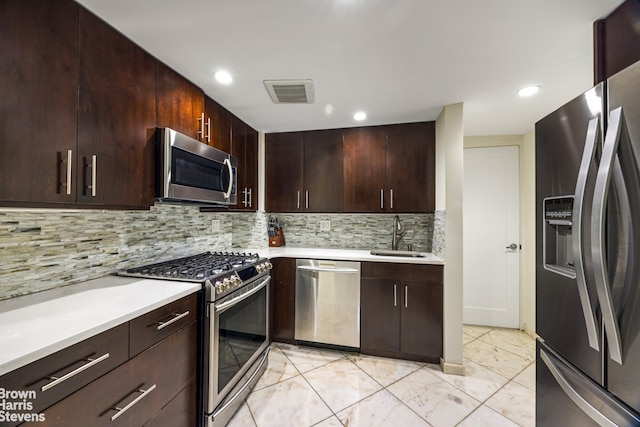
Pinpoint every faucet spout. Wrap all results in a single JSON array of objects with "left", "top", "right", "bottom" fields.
[{"left": 392, "top": 215, "right": 406, "bottom": 250}]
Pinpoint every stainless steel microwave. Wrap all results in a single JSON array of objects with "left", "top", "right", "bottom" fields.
[{"left": 156, "top": 127, "right": 237, "bottom": 206}]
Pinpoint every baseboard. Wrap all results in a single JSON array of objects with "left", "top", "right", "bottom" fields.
[{"left": 440, "top": 358, "right": 465, "bottom": 376}]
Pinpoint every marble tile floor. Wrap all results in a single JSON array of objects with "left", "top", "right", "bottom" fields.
[{"left": 228, "top": 325, "right": 536, "bottom": 427}]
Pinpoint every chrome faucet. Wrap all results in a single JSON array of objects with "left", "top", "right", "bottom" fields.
[{"left": 392, "top": 215, "right": 406, "bottom": 250}]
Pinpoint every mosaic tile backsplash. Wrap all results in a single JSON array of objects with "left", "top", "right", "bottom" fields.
[
  {"left": 0, "top": 206, "right": 445, "bottom": 301},
  {"left": 0, "top": 205, "right": 267, "bottom": 301},
  {"left": 267, "top": 212, "right": 437, "bottom": 253}
]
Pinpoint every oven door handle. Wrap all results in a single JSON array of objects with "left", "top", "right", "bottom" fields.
[{"left": 214, "top": 275, "right": 271, "bottom": 313}]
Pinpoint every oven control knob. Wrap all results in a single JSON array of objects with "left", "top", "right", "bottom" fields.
[
  {"left": 230, "top": 275, "right": 241, "bottom": 287},
  {"left": 223, "top": 278, "right": 231, "bottom": 291},
  {"left": 266, "top": 261, "right": 273, "bottom": 270},
  {"left": 215, "top": 281, "right": 224, "bottom": 294},
  {"left": 256, "top": 264, "right": 263, "bottom": 273}
]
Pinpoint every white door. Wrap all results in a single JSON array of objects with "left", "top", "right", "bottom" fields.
[{"left": 463, "top": 146, "right": 520, "bottom": 328}]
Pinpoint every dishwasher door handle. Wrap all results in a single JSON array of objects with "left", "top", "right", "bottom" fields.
[{"left": 296, "top": 266, "right": 360, "bottom": 273}]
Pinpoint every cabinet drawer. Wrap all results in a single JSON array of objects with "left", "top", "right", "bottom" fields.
[
  {"left": 361, "top": 262, "right": 443, "bottom": 282},
  {"left": 0, "top": 323, "right": 128, "bottom": 426},
  {"left": 27, "top": 321, "right": 197, "bottom": 427},
  {"left": 143, "top": 382, "right": 196, "bottom": 427},
  {"left": 129, "top": 294, "right": 198, "bottom": 357}
]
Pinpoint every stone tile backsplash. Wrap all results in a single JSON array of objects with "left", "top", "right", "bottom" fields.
[
  {"left": 0, "top": 207, "right": 444, "bottom": 301},
  {"left": 0, "top": 205, "right": 266, "bottom": 301},
  {"left": 267, "top": 213, "right": 436, "bottom": 252}
]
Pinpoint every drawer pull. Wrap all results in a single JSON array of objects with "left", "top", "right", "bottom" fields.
[
  {"left": 110, "top": 384, "right": 156, "bottom": 421},
  {"left": 156, "top": 310, "right": 190, "bottom": 330},
  {"left": 41, "top": 353, "right": 110, "bottom": 392}
]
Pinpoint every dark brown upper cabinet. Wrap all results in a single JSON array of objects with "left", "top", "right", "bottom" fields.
[
  {"left": 266, "top": 130, "right": 344, "bottom": 212},
  {"left": 0, "top": 0, "right": 80, "bottom": 206},
  {"left": 265, "top": 132, "right": 305, "bottom": 212},
  {"left": 231, "top": 116, "right": 258, "bottom": 211},
  {"left": 385, "top": 122, "right": 435, "bottom": 213},
  {"left": 156, "top": 61, "right": 204, "bottom": 141},
  {"left": 344, "top": 122, "right": 435, "bottom": 213},
  {"left": 205, "top": 96, "right": 232, "bottom": 154},
  {"left": 77, "top": 7, "right": 156, "bottom": 208},
  {"left": 0, "top": 0, "right": 156, "bottom": 209}
]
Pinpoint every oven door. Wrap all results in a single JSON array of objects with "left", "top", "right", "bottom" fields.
[{"left": 207, "top": 275, "right": 270, "bottom": 414}]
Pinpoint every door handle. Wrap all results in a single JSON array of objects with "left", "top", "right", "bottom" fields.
[{"left": 506, "top": 243, "right": 518, "bottom": 250}]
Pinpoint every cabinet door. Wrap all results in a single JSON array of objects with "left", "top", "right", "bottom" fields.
[
  {"left": 360, "top": 278, "right": 400, "bottom": 353},
  {"left": 0, "top": 0, "right": 79, "bottom": 205},
  {"left": 244, "top": 125, "right": 259, "bottom": 211},
  {"left": 270, "top": 258, "right": 296, "bottom": 343},
  {"left": 400, "top": 280, "right": 443, "bottom": 359},
  {"left": 205, "top": 96, "right": 232, "bottom": 154},
  {"left": 303, "top": 130, "right": 344, "bottom": 212},
  {"left": 343, "top": 127, "right": 387, "bottom": 212},
  {"left": 156, "top": 61, "right": 204, "bottom": 140},
  {"left": 77, "top": 8, "right": 155, "bottom": 208},
  {"left": 230, "top": 117, "right": 258, "bottom": 211},
  {"left": 265, "top": 133, "right": 304, "bottom": 211},
  {"left": 386, "top": 122, "right": 435, "bottom": 212}
]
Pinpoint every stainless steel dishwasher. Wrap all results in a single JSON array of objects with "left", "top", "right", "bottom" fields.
[{"left": 295, "top": 259, "right": 361, "bottom": 348}]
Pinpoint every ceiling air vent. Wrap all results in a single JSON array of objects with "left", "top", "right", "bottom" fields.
[{"left": 264, "top": 79, "right": 315, "bottom": 104}]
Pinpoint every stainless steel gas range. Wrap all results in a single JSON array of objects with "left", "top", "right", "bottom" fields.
[{"left": 122, "top": 252, "right": 272, "bottom": 427}]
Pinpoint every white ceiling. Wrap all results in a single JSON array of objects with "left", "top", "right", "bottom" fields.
[{"left": 75, "top": 0, "right": 623, "bottom": 135}]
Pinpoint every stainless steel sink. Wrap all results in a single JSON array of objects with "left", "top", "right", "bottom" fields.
[{"left": 369, "top": 249, "right": 428, "bottom": 258}]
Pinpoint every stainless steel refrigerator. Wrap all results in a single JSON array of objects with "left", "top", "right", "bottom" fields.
[{"left": 536, "top": 59, "right": 640, "bottom": 425}]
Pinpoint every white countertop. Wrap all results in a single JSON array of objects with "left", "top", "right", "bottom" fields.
[
  {"left": 251, "top": 247, "right": 444, "bottom": 265},
  {"left": 0, "top": 276, "right": 200, "bottom": 376}
]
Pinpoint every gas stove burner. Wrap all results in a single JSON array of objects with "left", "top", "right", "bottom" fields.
[{"left": 123, "top": 251, "right": 264, "bottom": 283}]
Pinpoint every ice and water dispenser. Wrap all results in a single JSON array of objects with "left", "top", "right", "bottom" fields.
[{"left": 543, "top": 196, "right": 577, "bottom": 278}]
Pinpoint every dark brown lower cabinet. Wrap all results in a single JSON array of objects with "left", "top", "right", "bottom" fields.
[
  {"left": 270, "top": 257, "right": 296, "bottom": 343},
  {"left": 360, "top": 262, "right": 443, "bottom": 363},
  {"left": 25, "top": 322, "right": 196, "bottom": 427}
]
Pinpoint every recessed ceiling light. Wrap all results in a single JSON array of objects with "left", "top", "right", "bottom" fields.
[
  {"left": 214, "top": 70, "right": 233, "bottom": 84},
  {"left": 353, "top": 111, "right": 367, "bottom": 121},
  {"left": 518, "top": 85, "right": 540, "bottom": 97}
]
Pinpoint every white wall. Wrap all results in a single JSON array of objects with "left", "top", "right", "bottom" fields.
[
  {"left": 436, "top": 103, "right": 465, "bottom": 373},
  {"left": 463, "top": 132, "right": 536, "bottom": 335}
]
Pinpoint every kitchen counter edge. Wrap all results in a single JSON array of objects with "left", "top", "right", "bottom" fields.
[
  {"left": 251, "top": 247, "right": 445, "bottom": 265},
  {"left": 0, "top": 276, "right": 201, "bottom": 376}
]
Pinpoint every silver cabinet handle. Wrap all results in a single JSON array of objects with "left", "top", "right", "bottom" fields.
[
  {"left": 61, "top": 149, "right": 73, "bottom": 195},
  {"left": 297, "top": 266, "right": 359, "bottom": 273},
  {"left": 41, "top": 353, "right": 110, "bottom": 392},
  {"left": 223, "top": 158, "right": 233, "bottom": 199},
  {"left": 156, "top": 310, "right": 190, "bottom": 330},
  {"left": 206, "top": 116, "right": 211, "bottom": 143},
  {"left": 248, "top": 188, "right": 252, "bottom": 207},
  {"left": 591, "top": 107, "right": 623, "bottom": 364},
  {"left": 390, "top": 189, "right": 394, "bottom": 209},
  {"left": 305, "top": 190, "right": 309, "bottom": 209},
  {"left": 405, "top": 285, "right": 408, "bottom": 308},
  {"left": 540, "top": 349, "right": 617, "bottom": 427},
  {"left": 297, "top": 190, "right": 301, "bottom": 209},
  {"left": 86, "top": 154, "right": 97, "bottom": 197},
  {"left": 380, "top": 189, "right": 384, "bottom": 209},
  {"left": 572, "top": 117, "right": 601, "bottom": 351},
  {"left": 110, "top": 384, "right": 156, "bottom": 421},
  {"left": 198, "top": 112, "right": 205, "bottom": 141},
  {"left": 393, "top": 284, "right": 397, "bottom": 307}
]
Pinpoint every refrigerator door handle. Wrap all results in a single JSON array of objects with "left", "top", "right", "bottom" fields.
[
  {"left": 591, "top": 106, "right": 624, "bottom": 364},
  {"left": 540, "top": 348, "right": 618, "bottom": 427},
  {"left": 572, "top": 117, "right": 601, "bottom": 351}
]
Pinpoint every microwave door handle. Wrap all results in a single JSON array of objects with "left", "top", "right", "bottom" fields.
[
  {"left": 572, "top": 117, "right": 600, "bottom": 351},
  {"left": 223, "top": 158, "right": 233, "bottom": 200}
]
